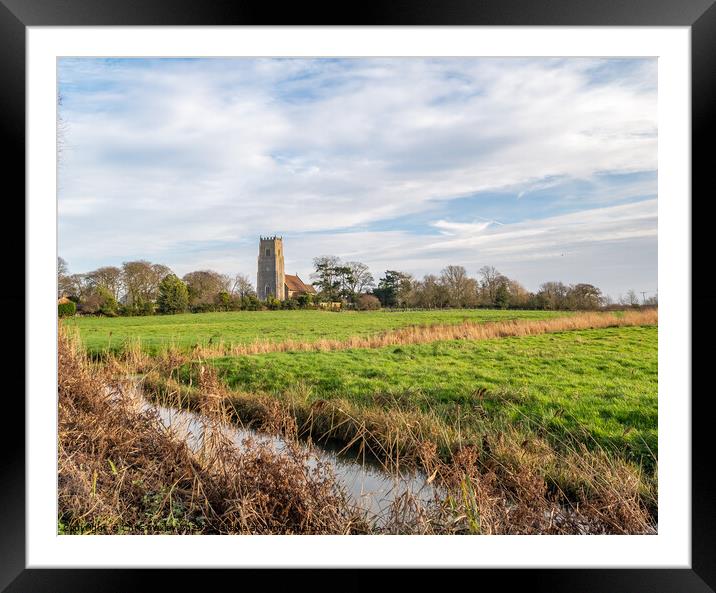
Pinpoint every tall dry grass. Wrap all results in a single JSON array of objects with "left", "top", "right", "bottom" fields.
[
  {"left": 58, "top": 327, "right": 368, "bottom": 534},
  {"left": 187, "top": 309, "right": 657, "bottom": 358}
]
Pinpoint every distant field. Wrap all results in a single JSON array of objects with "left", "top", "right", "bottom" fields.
[
  {"left": 207, "top": 325, "right": 658, "bottom": 463},
  {"left": 65, "top": 309, "right": 568, "bottom": 354}
]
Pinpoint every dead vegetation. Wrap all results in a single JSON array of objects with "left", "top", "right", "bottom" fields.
[{"left": 58, "top": 328, "right": 368, "bottom": 534}]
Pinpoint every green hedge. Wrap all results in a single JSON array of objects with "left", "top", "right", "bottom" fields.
[{"left": 58, "top": 301, "right": 77, "bottom": 318}]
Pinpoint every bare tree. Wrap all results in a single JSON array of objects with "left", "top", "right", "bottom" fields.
[
  {"left": 507, "top": 279, "right": 531, "bottom": 308},
  {"left": 182, "top": 270, "right": 231, "bottom": 306},
  {"left": 619, "top": 289, "right": 641, "bottom": 307},
  {"left": 412, "top": 274, "right": 450, "bottom": 309},
  {"left": 122, "top": 261, "right": 150, "bottom": 306},
  {"left": 537, "top": 281, "right": 569, "bottom": 310},
  {"left": 440, "top": 265, "right": 478, "bottom": 307},
  {"left": 151, "top": 264, "right": 173, "bottom": 288},
  {"left": 478, "top": 265, "right": 503, "bottom": 305},
  {"left": 344, "top": 261, "right": 375, "bottom": 296},
  {"left": 86, "top": 266, "right": 123, "bottom": 301},
  {"left": 57, "top": 257, "right": 71, "bottom": 298},
  {"left": 122, "top": 260, "right": 172, "bottom": 306},
  {"left": 58, "top": 257, "right": 68, "bottom": 278},
  {"left": 64, "top": 273, "right": 90, "bottom": 301},
  {"left": 230, "top": 273, "right": 256, "bottom": 298}
]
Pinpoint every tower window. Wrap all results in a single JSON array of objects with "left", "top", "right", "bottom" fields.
[{"left": 265, "top": 249, "right": 271, "bottom": 256}]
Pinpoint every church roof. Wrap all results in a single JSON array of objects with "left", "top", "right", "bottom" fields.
[{"left": 285, "top": 274, "right": 316, "bottom": 294}]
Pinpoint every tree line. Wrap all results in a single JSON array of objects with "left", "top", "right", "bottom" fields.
[
  {"left": 58, "top": 258, "right": 258, "bottom": 316},
  {"left": 310, "top": 256, "right": 656, "bottom": 311},
  {"left": 58, "top": 255, "right": 656, "bottom": 318}
]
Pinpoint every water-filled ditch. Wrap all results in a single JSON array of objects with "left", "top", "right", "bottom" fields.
[{"left": 117, "top": 378, "right": 439, "bottom": 525}]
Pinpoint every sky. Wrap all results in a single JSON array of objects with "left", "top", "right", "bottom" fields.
[{"left": 57, "top": 57, "right": 657, "bottom": 300}]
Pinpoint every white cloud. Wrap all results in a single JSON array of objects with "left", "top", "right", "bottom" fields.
[
  {"left": 426, "top": 199, "right": 657, "bottom": 253},
  {"left": 58, "top": 57, "right": 657, "bottom": 297},
  {"left": 432, "top": 220, "right": 495, "bottom": 235}
]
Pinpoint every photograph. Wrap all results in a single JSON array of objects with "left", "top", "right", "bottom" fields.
[
  {"left": 4, "top": 0, "right": 709, "bottom": 586},
  {"left": 56, "top": 55, "right": 660, "bottom": 536}
]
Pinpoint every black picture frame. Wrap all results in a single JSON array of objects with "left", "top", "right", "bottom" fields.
[{"left": 4, "top": 0, "right": 713, "bottom": 590}]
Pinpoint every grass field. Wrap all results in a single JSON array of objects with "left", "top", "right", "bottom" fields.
[
  {"left": 66, "top": 309, "right": 568, "bottom": 354},
  {"left": 205, "top": 325, "right": 657, "bottom": 465},
  {"left": 60, "top": 307, "right": 659, "bottom": 534}
]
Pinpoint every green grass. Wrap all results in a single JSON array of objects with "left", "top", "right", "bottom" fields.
[
  {"left": 65, "top": 308, "right": 568, "bottom": 355},
  {"left": 207, "top": 325, "right": 657, "bottom": 464}
]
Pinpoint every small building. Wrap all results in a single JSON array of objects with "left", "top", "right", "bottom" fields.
[{"left": 284, "top": 274, "right": 317, "bottom": 300}]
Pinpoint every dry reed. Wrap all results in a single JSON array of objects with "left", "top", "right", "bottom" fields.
[
  {"left": 58, "top": 327, "right": 368, "bottom": 534},
  {"left": 187, "top": 309, "right": 657, "bottom": 358}
]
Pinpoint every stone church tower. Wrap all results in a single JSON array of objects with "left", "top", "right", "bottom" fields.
[{"left": 257, "top": 236, "right": 285, "bottom": 301}]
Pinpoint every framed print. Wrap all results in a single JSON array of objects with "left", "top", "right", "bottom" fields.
[{"left": 4, "top": 0, "right": 714, "bottom": 590}]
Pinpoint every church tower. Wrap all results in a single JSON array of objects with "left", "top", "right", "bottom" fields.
[{"left": 257, "top": 236, "right": 285, "bottom": 301}]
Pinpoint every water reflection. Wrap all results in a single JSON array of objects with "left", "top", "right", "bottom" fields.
[{"left": 149, "top": 401, "right": 438, "bottom": 523}]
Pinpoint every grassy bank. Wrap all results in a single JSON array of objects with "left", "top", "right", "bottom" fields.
[{"left": 205, "top": 325, "right": 656, "bottom": 465}]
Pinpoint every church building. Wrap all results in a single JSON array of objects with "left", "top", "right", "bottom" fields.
[{"left": 257, "top": 236, "right": 316, "bottom": 301}]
